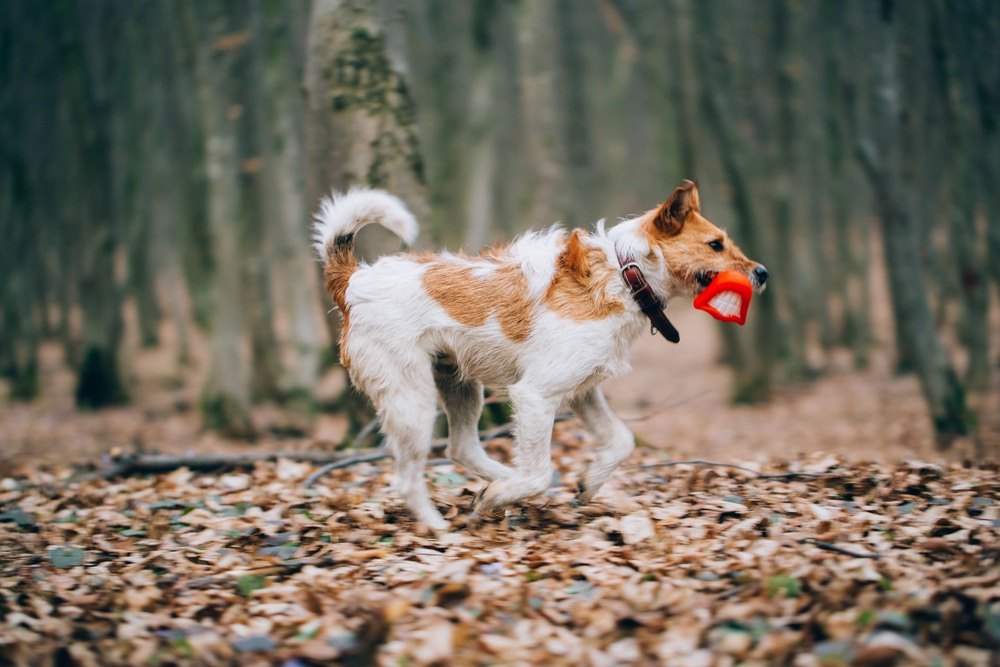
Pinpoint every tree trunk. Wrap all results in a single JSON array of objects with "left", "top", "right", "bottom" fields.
[
  {"left": 261, "top": 0, "right": 321, "bottom": 405},
  {"left": 856, "top": 0, "right": 971, "bottom": 444},
  {"left": 182, "top": 0, "right": 255, "bottom": 437},
  {"left": 241, "top": 3, "right": 284, "bottom": 403},
  {"left": 51, "top": 0, "right": 128, "bottom": 408},
  {"left": 304, "top": 0, "right": 430, "bottom": 431},
  {"left": 767, "top": 0, "right": 809, "bottom": 380},
  {"left": 931, "top": 0, "right": 991, "bottom": 392},
  {"left": 462, "top": 5, "right": 498, "bottom": 250},
  {"left": 692, "top": 0, "right": 780, "bottom": 403}
]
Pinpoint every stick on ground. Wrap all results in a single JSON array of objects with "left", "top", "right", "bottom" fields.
[{"left": 640, "top": 459, "right": 829, "bottom": 480}]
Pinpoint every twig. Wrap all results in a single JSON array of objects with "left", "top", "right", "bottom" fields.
[
  {"left": 800, "top": 537, "right": 881, "bottom": 560},
  {"left": 640, "top": 459, "right": 828, "bottom": 480},
  {"left": 619, "top": 390, "right": 713, "bottom": 423},
  {"left": 352, "top": 416, "right": 383, "bottom": 450},
  {"left": 303, "top": 450, "right": 390, "bottom": 488}
]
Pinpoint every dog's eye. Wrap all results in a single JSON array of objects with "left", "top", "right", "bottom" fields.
[{"left": 708, "top": 240, "right": 724, "bottom": 252}]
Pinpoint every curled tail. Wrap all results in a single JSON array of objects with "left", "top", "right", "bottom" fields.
[
  {"left": 311, "top": 187, "right": 419, "bottom": 263},
  {"left": 312, "top": 188, "right": 419, "bottom": 314}
]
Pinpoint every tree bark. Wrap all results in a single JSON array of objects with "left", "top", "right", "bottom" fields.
[
  {"left": 260, "top": 0, "right": 321, "bottom": 404},
  {"left": 51, "top": 0, "right": 128, "bottom": 408},
  {"left": 182, "top": 0, "right": 255, "bottom": 437},
  {"left": 931, "top": 0, "right": 991, "bottom": 392},
  {"left": 692, "top": 0, "right": 780, "bottom": 403},
  {"left": 304, "top": 0, "right": 429, "bottom": 430},
  {"left": 856, "top": 0, "right": 971, "bottom": 443}
]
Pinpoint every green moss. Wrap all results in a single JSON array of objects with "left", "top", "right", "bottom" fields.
[{"left": 325, "top": 17, "right": 426, "bottom": 188}]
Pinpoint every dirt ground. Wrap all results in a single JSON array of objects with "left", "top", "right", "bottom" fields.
[{"left": 1, "top": 300, "right": 996, "bottom": 476}]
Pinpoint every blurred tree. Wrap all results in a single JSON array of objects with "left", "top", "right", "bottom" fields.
[
  {"left": 0, "top": 3, "right": 40, "bottom": 400},
  {"left": 182, "top": 0, "right": 255, "bottom": 436},
  {"left": 692, "top": 0, "right": 782, "bottom": 403},
  {"left": 855, "top": 0, "right": 972, "bottom": 442},
  {"left": 0, "top": 0, "right": 994, "bottom": 448},
  {"left": 304, "top": 0, "right": 430, "bottom": 432},
  {"left": 261, "top": 0, "right": 322, "bottom": 409},
  {"left": 930, "top": 0, "right": 991, "bottom": 392},
  {"left": 52, "top": 0, "right": 128, "bottom": 408}
]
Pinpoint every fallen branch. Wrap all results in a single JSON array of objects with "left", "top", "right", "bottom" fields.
[
  {"left": 76, "top": 413, "right": 574, "bottom": 486},
  {"left": 640, "top": 459, "right": 829, "bottom": 480},
  {"left": 799, "top": 537, "right": 881, "bottom": 560}
]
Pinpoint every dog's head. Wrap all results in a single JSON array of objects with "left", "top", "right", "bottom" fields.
[{"left": 643, "top": 181, "right": 767, "bottom": 296}]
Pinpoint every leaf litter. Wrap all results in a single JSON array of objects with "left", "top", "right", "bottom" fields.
[{"left": 0, "top": 426, "right": 997, "bottom": 666}]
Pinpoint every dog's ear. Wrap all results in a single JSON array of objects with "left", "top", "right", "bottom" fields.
[{"left": 654, "top": 180, "right": 700, "bottom": 236}]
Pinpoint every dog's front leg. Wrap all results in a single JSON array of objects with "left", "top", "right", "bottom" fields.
[
  {"left": 569, "top": 387, "right": 635, "bottom": 503},
  {"left": 472, "top": 382, "right": 558, "bottom": 514}
]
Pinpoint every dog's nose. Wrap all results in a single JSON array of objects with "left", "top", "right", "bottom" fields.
[{"left": 754, "top": 266, "right": 769, "bottom": 286}]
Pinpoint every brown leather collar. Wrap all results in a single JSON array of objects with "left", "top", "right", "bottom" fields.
[{"left": 616, "top": 249, "right": 680, "bottom": 343}]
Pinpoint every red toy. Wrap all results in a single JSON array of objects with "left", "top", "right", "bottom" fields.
[{"left": 693, "top": 270, "right": 753, "bottom": 325}]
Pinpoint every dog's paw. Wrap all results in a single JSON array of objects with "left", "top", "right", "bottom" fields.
[
  {"left": 576, "top": 479, "right": 598, "bottom": 505},
  {"left": 471, "top": 483, "right": 504, "bottom": 518}
]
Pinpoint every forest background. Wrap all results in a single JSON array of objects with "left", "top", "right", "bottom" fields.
[{"left": 1, "top": 0, "right": 998, "bottom": 463}]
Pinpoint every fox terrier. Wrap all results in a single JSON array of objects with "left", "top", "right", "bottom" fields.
[{"left": 314, "top": 181, "right": 767, "bottom": 529}]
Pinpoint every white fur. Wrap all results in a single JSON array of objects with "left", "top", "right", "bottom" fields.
[
  {"left": 317, "top": 189, "right": 670, "bottom": 530},
  {"left": 312, "top": 187, "right": 418, "bottom": 259}
]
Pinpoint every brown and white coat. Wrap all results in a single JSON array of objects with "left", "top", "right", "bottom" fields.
[{"left": 314, "top": 182, "right": 766, "bottom": 529}]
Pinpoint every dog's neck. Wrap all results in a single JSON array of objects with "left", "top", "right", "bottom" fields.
[
  {"left": 605, "top": 214, "right": 673, "bottom": 302},
  {"left": 591, "top": 215, "right": 680, "bottom": 344},
  {"left": 612, "top": 234, "right": 680, "bottom": 344}
]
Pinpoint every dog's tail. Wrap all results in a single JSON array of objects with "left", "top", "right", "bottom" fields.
[
  {"left": 312, "top": 188, "right": 418, "bottom": 313},
  {"left": 311, "top": 187, "right": 419, "bottom": 265}
]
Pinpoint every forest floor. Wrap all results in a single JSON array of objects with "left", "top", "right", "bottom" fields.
[{"left": 1, "top": 308, "right": 998, "bottom": 665}]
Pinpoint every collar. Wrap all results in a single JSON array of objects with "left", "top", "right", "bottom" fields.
[{"left": 615, "top": 247, "right": 680, "bottom": 344}]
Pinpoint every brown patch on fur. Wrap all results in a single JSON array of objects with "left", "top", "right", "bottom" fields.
[
  {"left": 544, "top": 229, "right": 625, "bottom": 321},
  {"left": 324, "top": 239, "right": 358, "bottom": 368},
  {"left": 422, "top": 260, "right": 534, "bottom": 343},
  {"left": 643, "top": 182, "right": 759, "bottom": 292}
]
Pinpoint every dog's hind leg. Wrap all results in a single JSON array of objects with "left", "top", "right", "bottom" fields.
[
  {"left": 472, "top": 382, "right": 560, "bottom": 514},
  {"left": 433, "top": 364, "right": 514, "bottom": 481},
  {"left": 376, "top": 364, "right": 449, "bottom": 530},
  {"left": 569, "top": 387, "right": 635, "bottom": 503}
]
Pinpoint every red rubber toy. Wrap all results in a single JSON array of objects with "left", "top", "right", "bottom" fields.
[{"left": 693, "top": 270, "right": 753, "bottom": 325}]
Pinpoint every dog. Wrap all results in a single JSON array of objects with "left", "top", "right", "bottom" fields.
[{"left": 313, "top": 181, "right": 767, "bottom": 529}]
